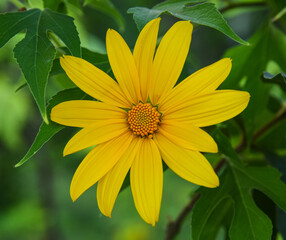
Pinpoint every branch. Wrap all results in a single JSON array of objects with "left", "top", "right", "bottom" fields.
[
  {"left": 165, "top": 158, "right": 226, "bottom": 240},
  {"left": 253, "top": 105, "right": 286, "bottom": 141},
  {"left": 165, "top": 194, "right": 201, "bottom": 240}
]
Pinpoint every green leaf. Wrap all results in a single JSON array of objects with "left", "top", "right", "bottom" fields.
[
  {"left": 193, "top": 194, "right": 234, "bottom": 240},
  {"left": 192, "top": 131, "right": 286, "bottom": 240},
  {"left": 262, "top": 72, "right": 286, "bottom": 92},
  {"left": 84, "top": 0, "right": 125, "bottom": 31},
  {"left": 264, "top": 152, "right": 286, "bottom": 240},
  {"left": 211, "top": 128, "right": 241, "bottom": 164},
  {"left": 0, "top": 8, "right": 81, "bottom": 123},
  {"left": 80, "top": 47, "right": 110, "bottom": 72},
  {"left": 50, "top": 47, "right": 110, "bottom": 76},
  {"left": 269, "top": 24, "right": 286, "bottom": 73},
  {"left": 128, "top": 0, "right": 248, "bottom": 45},
  {"left": 15, "top": 88, "right": 86, "bottom": 167},
  {"left": 256, "top": 118, "right": 286, "bottom": 151},
  {"left": 221, "top": 23, "right": 271, "bottom": 142},
  {"left": 43, "top": 0, "right": 61, "bottom": 10},
  {"left": 222, "top": 23, "right": 286, "bottom": 142}
]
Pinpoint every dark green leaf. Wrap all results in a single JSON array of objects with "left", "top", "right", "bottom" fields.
[
  {"left": 192, "top": 136, "right": 286, "bottom": 240},
  {"left": 221, "top": 23, "right": 286, "bottom": 142},
  {"left": 193, "top": 129, "right": 286, "bottom": 240},
  {"left": 128, "top": 0, "right": 248, "bottom": 45},
  {"left": 43, "top": 0, "right": 61, "bottom": 10},
  {"left": 256, "top": 118, "right": 286, "bottom": 151},
  {"left": 84, "top": 0, "right": 125, "bottom": 31},
  {"left": 221, "top": 24, "right": 271, "bottom": 142},
  {"left": 211, "top": 128, "right": 241, "bottom": 164},
  {"left": 15, "top": 88, "right": 86, "bottom": 167},
  {"left": 50, "top": 47, "right": 110, "bottom": 76},
  {"left": 263, "top": 152, "right": 286, "bottom": 239},
  {"left": 269, "top": 24, "right": 286, "bottom": 73},
  {"left": 0, "top": 8, "right": 81, "bottom": 123},
  {"left": 127, "top": 7, "right": 161, "bottom": 31},
  {"left": 192, "top": 191, "right": 233, "bottom": 240},
  {"left": 262, "top": 72, "right": 286, "bottom": 91},
  {"left": 80, "top": 47, "right": 110, "bottom": 72}
]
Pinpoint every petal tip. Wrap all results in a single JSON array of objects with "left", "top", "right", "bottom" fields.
[
  {"left": 63, "top": 148, "right": 69, "bottom": 157},
  {"left": 63, "top": 142, "right": 73, "bottom": 156},
  {"left": 210, "top": 175, "right": 220, "bottom": 188},
  {"left": 213, "top": 144, "right": 219, "bottom": 153},
  {"left": 70, "top": 191, "right": 78, "bottom": 202},
  {"left": 50, "top": 107, "right": 56, "bottom": 121}
]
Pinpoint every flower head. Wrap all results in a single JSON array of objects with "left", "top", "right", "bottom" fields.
[{"left": 51, "top": 18, "right": 250, "bottom": 226}]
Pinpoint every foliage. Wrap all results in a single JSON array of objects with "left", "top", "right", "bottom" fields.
[
  {"left": 0, "top": 8, "right": 81, "bottom": 123},
  {"left": 1, "top": 0, "right": 286, "bottom": 239},
  {"left": 128, "top": 0, "right": 249, "bottom": 45}
]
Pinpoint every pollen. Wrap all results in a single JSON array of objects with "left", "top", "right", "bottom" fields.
[{"left": 128, "top": 102, "right": 161, "bottom": 137}]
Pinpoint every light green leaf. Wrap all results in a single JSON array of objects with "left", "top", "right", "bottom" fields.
[
  {"left": 0, "top": 8, "right": 81, "bottom": 123},
  {"left": 0, "top": 77, "right": 30, "bottom": 149},
  {"left": 84, "top": 0, "right": 125, "bottom": 31},
  {"left": 128, "top": 0, "right": 248, "bottom": 45},
  {"left": 15, "top": 88, "right": 86, "bottom": 167}
]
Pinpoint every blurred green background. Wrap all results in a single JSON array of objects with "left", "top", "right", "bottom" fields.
[{"left": 0, "top": 0, "right": 280, "bottom": 239}]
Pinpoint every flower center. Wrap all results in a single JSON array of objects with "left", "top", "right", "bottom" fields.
[{"left": 128, "top": 102, "right": 161, "bottom": 138}]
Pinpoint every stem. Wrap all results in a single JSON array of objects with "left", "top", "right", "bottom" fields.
[
  {"left": 220, "top": 2, "right": 267, "bottom": 13},
  {"left": 165, "top": 158, "right": 226, "bottom": 240},
  {"left": 165, "top": 106, "right": 286, "bottom": 240},
  {"left": 165, "top": 194, "right": 201, "bottom": 240},
  {"left": 10, "top": 0, "right": 25, "bottom": 8},
  {"left": 48, "top": 32, "right": 65, "bottom": 55},
  {"left": 253, "top": 105, "right": 286, "bottom": 142},
  {"left": 272, "top": 7, "right": 286, "bottom": 22}
]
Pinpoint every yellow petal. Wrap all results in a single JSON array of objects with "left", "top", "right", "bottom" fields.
[
  {"left": 70, "top": 131, "right": 133, "bottom": 202},
  {"left": 159, "top": 120, "right": 218, "bottom": 153},
  {"left": 60, "top": 56, "right": 130, "bottom": 108},
  {"left": 160, "top": 58, "right": 232, "bottom": 112},
  {"left": 106, "top": 29, "right": 141, "bottom": 104},
  {"left": 133, "top": 18, "right": 160, "bottom": 102},
  {"left": 154, "top": 133, "right": 219, "bottom": 188},
  {"left": 51, "top": 100, "right": 127, "bottom": 127},
  {"left": 130, "top": 138, "right": 163, "bottom": 226},
  {"left": 97, "top": 137, "right": 142, "bottom": 217},
  {"left": 64, "top": 119, "right": 128, "bottom": 156},
  {"left": 163, "top": 90, "right": 250, "bottom": 127},
  {"left": 149, "top": 21, "right": 193, "bottom": 105}
]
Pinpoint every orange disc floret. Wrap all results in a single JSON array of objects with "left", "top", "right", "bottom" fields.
[{"left": 128, "top": 102, "right": 161, "bottom": 137}]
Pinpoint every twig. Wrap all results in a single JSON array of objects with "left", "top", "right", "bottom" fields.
[
  {"left": 48, "top": 32, "right": 65, "bottom": 55},
  {"left": 253, "top": 105, "right": 286, "bottom": 142},
  {"left": 165, "top": 194, "right": 201, "bottom": 240},
  {"left": 220, "top": 2, "right": 267, "bottom": 13},
  {"left": 165, "top": 158, "right": 226, "bottom": 240},
  {"left": 165, "top": 106, "right": 286, "bottom": 240}
]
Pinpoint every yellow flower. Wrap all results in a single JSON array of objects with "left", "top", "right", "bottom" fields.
[{"left": 51, "top": 18, "right": 250, "bottom": 226}]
